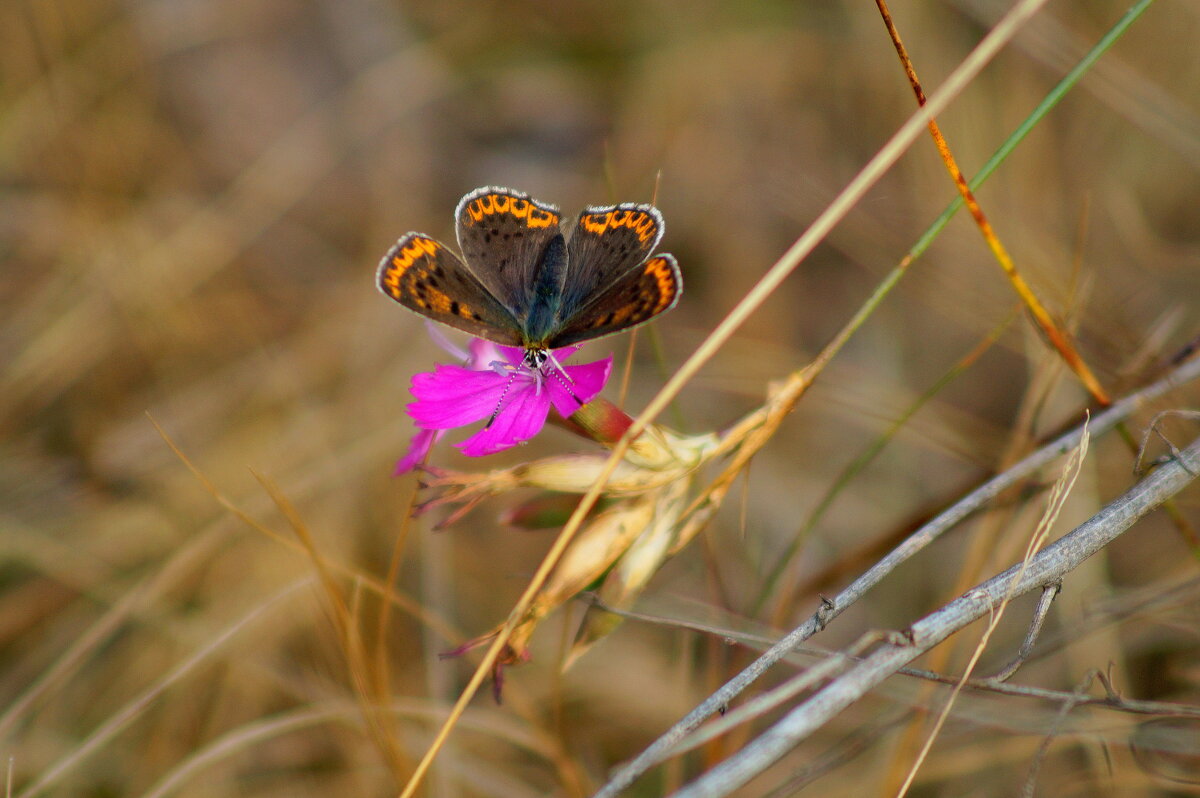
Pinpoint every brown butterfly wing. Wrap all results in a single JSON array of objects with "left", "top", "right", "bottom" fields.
[
  {"left": 560, "top": 203, "right": 664, "bottom": 318},
  {"left": 549, "top": 254, "right": 682, "bottom": 348},
  {"left": 455, "top": 187, "right": 563, "bottom": 320},
  {"left": 377, "top": 232, "right": 524, "bottom": 345}
]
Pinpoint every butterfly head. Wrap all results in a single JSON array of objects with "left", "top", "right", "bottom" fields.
[{"left": 522, "top": 347, "right": 550, "bottom": 371}]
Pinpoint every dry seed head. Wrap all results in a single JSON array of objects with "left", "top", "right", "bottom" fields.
[
  {"left": 519, "top": 454, "right": 678, "bottom": 494},
  {"left": 595, "top": 478, "right": 690, "bottom": 607},
  {"left": 539, "top": 496, "right": 659, "bottom": 606},
  {"left": 623, "top": 425, "right": 718, "bottom": 470},
  {"left": 568, "top": 478, "right": 692, "bottom": 665}
]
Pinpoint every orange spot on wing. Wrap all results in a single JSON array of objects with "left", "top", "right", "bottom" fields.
[
  {"left": 633, "top": 214, "right": 655, "bottom": 243},
  {"left": 425, "top": 288, "right": 454, "bottom": 314},
  {"left": 382, "top": 266, "right": 403, "bottom": 295},
  {"left": 581, "top": 212, "right": 612, "bottom": 234},
  {"left": 527, "top": 207, "right": 557, "bottom": 227},
  {"left": 645, "top": 257, "right": 676, "bottom": 314},
  {"left": 581, "top": 209, "right": 658, "bottom": 244},
  {"left": 384, "top": 238, "right": 432, "bottom": 295},
  {"left": 468, "top": 194, "right": 558, "bottom": 229},
  {"left": 381, "top": 236, "right": 449, "bottom": 302}
]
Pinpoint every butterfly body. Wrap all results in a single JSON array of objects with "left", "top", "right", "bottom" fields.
[{"left": 378, "top": 187, "right": 681, "bottom": 365}]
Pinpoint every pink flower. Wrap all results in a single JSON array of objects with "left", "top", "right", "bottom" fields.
[{"left": 394, "top": 337, "right": 612, "bottom": 472}]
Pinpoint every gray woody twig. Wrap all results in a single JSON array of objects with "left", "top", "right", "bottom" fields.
[
  {"left": 592, "top": 354, "right": 1200, "bottom": 798},
  {"left": 666, "top": 432, "right": 1200, "bottom": 798},
  {"left": 985, "top": 580, "right": 1061, "bottom": 683}
]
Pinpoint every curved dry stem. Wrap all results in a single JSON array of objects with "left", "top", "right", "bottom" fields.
[
  {"left": 666, "top": 432, "right": 1200, "bottom": 798},
  {"left": 875, "top": 0, "right": 1113, "bottom": 405}
]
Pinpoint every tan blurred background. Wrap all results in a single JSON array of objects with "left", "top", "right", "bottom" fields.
[{"left": 3, "top": 0, "right": 1200, "bottom": 795}]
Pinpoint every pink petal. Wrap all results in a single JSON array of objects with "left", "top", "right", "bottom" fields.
[
  {"left": 394, "top": 428, "right": 442, "bottom": 474},
  {"left": 551, "top": 345, "right": 583, "bottom": 360},
  {"left": 425, "top": 322, "right": 470, "bottom": 361},
  {"left": 408, "top": 365, "right": 511, "bottom": 428},
  {"left": 466, "top": 338, "right": 506, "bottom": 368},
  {"left": 496, "top": 345, "right": 526, "bottom": 367},
  {"left": 457, "top": 381, "right": 552, "bottom": 456},
  {"left": 546, "top": 355, "right": 613, "bottom": 417}
]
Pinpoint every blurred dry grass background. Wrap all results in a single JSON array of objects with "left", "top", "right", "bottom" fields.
[{"left": 3, "top": 0, "right": 1200, "bottom": 795}]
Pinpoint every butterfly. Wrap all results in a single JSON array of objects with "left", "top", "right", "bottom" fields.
[{"left": 377, "top": 186, "right": 681, "bottom": 369}]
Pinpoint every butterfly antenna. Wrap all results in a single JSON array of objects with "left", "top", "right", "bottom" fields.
[
  {"left": 485, "top": 370, "right": 520, "bottom": 428},
  {"left": 555, "top": 373, "right": 584, "bottom": 407},
  {"left": 544, "top": 351, "right": 585, "bottom": 407},
  {"left": 544, "top": 350, "right": 576, "bottom": 384}
]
